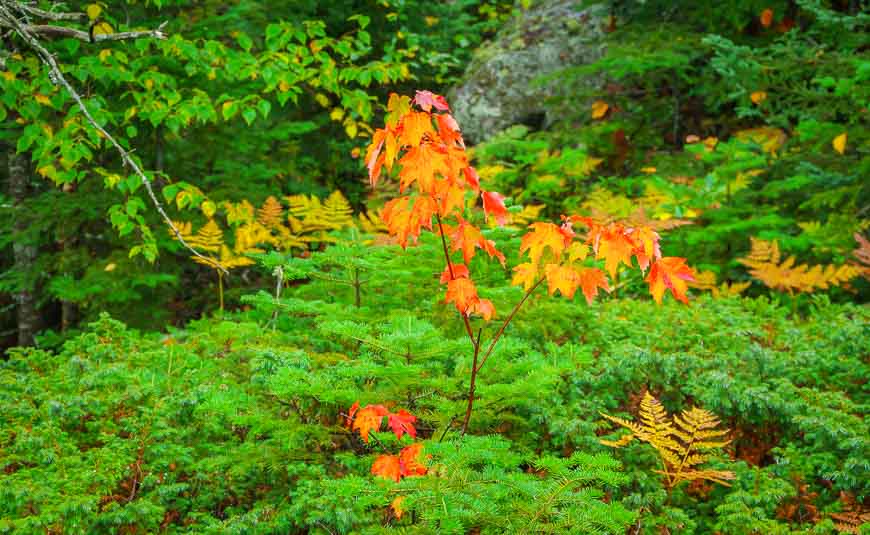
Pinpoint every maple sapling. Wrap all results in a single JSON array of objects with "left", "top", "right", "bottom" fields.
[{"left": 366, "top": 90, "right": 696, "bottom": 434}]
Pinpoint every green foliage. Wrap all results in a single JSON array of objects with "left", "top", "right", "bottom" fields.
[{"left": 3, "top": 233, "right": 868, "bottom": 532}]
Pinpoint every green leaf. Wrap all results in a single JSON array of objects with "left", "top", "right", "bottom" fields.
[
  {"left": 242, "top": 108, "right": 257, "bottom": 126},
  {"left": 257, "top": 99, "right": 272, "bottom": 119}
]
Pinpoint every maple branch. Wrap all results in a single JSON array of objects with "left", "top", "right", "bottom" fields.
[
  {"left": 461, "top": 328, "right": 482, "bottom": 435},
  {"left": 435, "top": 213, "right": 476, "bottom": 347},
  {"left": 0, "top": 3, "right": 223, "bottom": 273},
  {"left": 475, "top": 276, "right": 546, "bottom": 373}
]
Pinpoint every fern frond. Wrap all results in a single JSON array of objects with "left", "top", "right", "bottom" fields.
[
  {"left": 738, "top": 237, "right": 861, "bottom": 293},
  {"left": 188, "top": 219, "right": 224, "bottom": 253},
  {"left": 257, "top": 196, "right": 284, "bottom": 228},
  {"left": 599, "top": 433, "right": 635, "bottom": 448}
]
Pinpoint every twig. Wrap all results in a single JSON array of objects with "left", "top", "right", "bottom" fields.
[
  {"left": 435, "top": 213, "right": 477, "bottom": 347},
  {"left": 17, "top": 4, "right": 87, "bottom": 22},
  {"left": 10, "top": 21, "right": 168, "bottom": 42},
  {"left": 474, "top": 276, "right": 545, "bottom": 373},
  {"left": 0, "top": 3, "right": 222, "bottom": 272}
]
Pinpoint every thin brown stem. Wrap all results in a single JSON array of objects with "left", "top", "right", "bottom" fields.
[
  {"left": 461, "top": 328, "right": 482, "bottom": 435},
  {"left": 475, "top": 276, "right": 545, "bottom": 373},
  {"left": 435, "top": 212, "right": 476, "bottom": 346}
]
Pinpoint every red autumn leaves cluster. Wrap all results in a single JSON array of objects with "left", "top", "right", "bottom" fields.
[
  {"left": 366, "top": 89, "right": 696, "bottom": 317},
  {"left": 346, "top": 402, "right": 428, "bottom": 482},
  {"left": 366, "top": 90, "right": 508, "bottom": 320}
]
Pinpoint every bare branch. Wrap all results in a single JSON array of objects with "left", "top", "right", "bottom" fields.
[
  {"left": 0, "top": 3, "right": 223, "bottom": 273},
  {"left": 9, "top": 21, "right": 168, "bottom": 42},
  {"left": 18, "top": 4, "right": 87, "bottom": 22}
]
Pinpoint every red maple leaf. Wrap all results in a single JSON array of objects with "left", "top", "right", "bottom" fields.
[
  {"left": 481, "top": 190, "right": 509, "bottom": 226},
  {"left": 387, "top": 410, "right": 418, "bottom": 440},
  {"left": 414, "top": 90, "right": 450, "bottom": 112}
]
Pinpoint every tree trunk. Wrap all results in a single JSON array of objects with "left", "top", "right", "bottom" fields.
[{"left": 8, "top": 148, "right": 38, "bottom": 347}]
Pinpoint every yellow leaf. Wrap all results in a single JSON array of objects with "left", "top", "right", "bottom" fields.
[
  {"left": 278, "top": 80, "right": 291, "bottom": 93},
  {"left": 92, "top": 22, "right": 114, "bottom": 36},
  {"left": 34, "top": 94, "right": 51, "bottom": 105},
  {"left": 315, "top": 93, "right": 330, "bottom": 107},
  {"left": 344, "top": 120, "right": 358, "bottom": 139},
  {"left": 1, "top": 71, "right": 15, "bottom": 82},
  {"left": 425, "top": 16, "right": 439, "bottom": 26},
  {"left": 86, "top": 3, "right": 103, "bottom": 20},
  {"left": 201, "top": 200, "right": 217, "bottom": 218},
  {"left": 832, "top": 133, "right": 847, "bottom": 155},
  {"left": 734, "top": 127, "right": 786, "bottom": 154},
  {"left": 104, "top": 263, "right": 116, "bottom": 272},
  {"left": 330, "top": 108, "right": 345, "bottom": 121},
  {"left": 591, "top": 100, "right": 609, "bottom": 120},
  {"left": 144, "top": 79, "right": 154, "bottom": 90},
  {"left": 750, "top": 91, "right": 767, "bottom": 104},
  {"left": 99, "top": 49, "right": 112, "bottom": 62},
  {"left": 207, "top": 69, "right": 216, "bottom": 80},
  {"left": 640, "top": 166, "right": 657, "bottom": 174}
]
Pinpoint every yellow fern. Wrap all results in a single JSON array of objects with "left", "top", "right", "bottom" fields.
[
  {"left": 738, "top": 237, "right": 862, "bottom": 293},
  {"left": 224, "top": 200, "right": 255, "bottom": 227},
  {"left": 186, "top": 219, "right": 223, "bottom": 253},
  {"left": 358, "top": 207, "right": 388, "bottom": 234},
  {"left": 601, "top": 392, "right": 735, "bottom": 489},
  {"left": 257, "top": 196, "right": 284, "bottom": 228}
]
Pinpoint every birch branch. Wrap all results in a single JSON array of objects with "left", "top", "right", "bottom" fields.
[{"left": 0, "top": 2, "right": 225, "bottom": 272}]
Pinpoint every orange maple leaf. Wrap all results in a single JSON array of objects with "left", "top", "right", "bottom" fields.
[
  {"left": 520, "top": 222, "right": 572, "bottom": 265},
  {"left": 398, "top": 443, "right": 428, "bottom": 477},
  {"left": 398, "top": 144, "right": 448, "bottom": 194},
  {"left": 646, "top": 257, "right": 695, "bottom": 304},
  {"left": 578, "top": 267, "right": 610, "bottom": 304},
  {"left": 445, "top": 277, "right": 479, "bottom": 314},
  {"left": 400, "top": 111, "right": 436, "bottom": 148},
  {"left": 353, "top": 405, "right": 389, "bottom": 443},
  {"left": 443, "top": 218, "right": 484, "bottom": 265},
  {"left": 440, "top": 263, "right": 470, "bottom": 284},
  {"left": 545, "top": 263, "right": 581, "bottom": 299},
  {"left": 511, "top": 262, "right": 538, "bottom": 291},
  {"left": 372, "top": 454, "right": 402, "bottom": 482},
  {"left": 595, "top": 225, "right": 636, "bottom": 278},
  {"left": 470, "top": 298, "right": 495, "bottom": 321}
]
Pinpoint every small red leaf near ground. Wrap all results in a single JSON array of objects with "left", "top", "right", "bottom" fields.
[
  {"left": 387, "top": 410, "right": 418, "bottom": 440},
  {"left": 398, "top": 443, "right": 428, "bottom": 477},
  {"left": 345, "top": 401, "right": 360, "bottom": 428},
  {"left": 372, "top": 454, "right": 402, "bottom": 482}
]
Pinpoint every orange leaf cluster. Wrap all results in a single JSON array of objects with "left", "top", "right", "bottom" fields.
[
  {"left": 346, "top": 401, "right": 417, "bottom": 443},
  {"left": 371, "top": 443, "right": 429, "bottom": 482},
  {"left": 366, "top": 91, "right": 509, "bottom": 320},
  {"left": 512, "top": 216, "right": 695, "bottom": 304}
]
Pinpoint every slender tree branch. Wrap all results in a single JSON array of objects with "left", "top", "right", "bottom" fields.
[
  {"left": 460, "top": 328, "right": 482, "bottom": 435},
  {"left": 6, "top": 21, "right": 169, "bottom": 42},
  {"left": 17, "top": 4, "right": 87, "bottom": 22},
  {"left": 435, "top": 212, "right": 477, "bottom": 346},
  {"left": 475, "top": 276, "right": 545, "bottom": 373},
  {"left": 0, "top": 4, "right": 223, "bottom": 272}
]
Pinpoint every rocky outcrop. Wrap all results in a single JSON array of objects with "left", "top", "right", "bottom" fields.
[{"left": 449, "top": 1, "right": 608, "bottom": 144}]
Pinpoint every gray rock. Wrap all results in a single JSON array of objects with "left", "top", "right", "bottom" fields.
[{"left": 449, "top": 1, "right": 608, "bottom": 144}]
